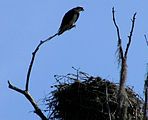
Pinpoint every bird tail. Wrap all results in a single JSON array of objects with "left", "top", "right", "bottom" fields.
[
  {"left": 58, "top": 26, "right": 67, "bottom": 35},
  {"left": 58, "top": 25, "right": 76, "bottom": 35}
]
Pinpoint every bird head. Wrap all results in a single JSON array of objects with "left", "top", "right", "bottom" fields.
[{"left": 74, "top": 6, "right": 84, "bottom": 12}]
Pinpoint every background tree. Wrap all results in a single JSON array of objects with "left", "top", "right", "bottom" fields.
[{"left": 112, "top": 7, "right": 137, "bottom": 120}]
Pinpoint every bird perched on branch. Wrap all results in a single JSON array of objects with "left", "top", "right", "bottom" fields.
[{"left": 58, "top": 6, "right": 84, "bottom": 35}]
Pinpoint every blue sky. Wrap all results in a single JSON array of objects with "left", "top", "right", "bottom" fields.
[{"left": 0, "top": 1, "right": 148, "bottom": 120}]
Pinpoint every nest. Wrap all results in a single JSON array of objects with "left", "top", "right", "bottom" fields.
[{"left": 45, "top": 71, "right": 144, "bottom": 120}]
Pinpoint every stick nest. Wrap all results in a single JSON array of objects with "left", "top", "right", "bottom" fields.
[{"left": 45, "top": 71, "right": 144, "bottom": 120}]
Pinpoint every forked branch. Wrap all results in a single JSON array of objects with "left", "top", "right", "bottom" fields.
[
  {"left": 8, "top": 80, "right": 48, "bottom": 120},
  {"left": 8, "top": 33, "right": 58, "bottom": 120},
  {"left": 112, "top": 7, "right": 136, "bottom": 120},
  {"left": 112, "top": 7, "right": 136, "bottom": 92},
  {"left": 144, "top": 36, "right": 148, "bottom": 120}
]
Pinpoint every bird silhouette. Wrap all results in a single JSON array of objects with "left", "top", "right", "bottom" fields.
[{"left": 58, "top": 6, "right": 84, "bottom": 35}]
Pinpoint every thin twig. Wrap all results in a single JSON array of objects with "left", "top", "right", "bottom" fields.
[
  {"left": 124, "top": 13, "right": 137, "bottom": 58},
  {"left": 26, "top": 33, "right": 58, "bottom": 91},
  {"left": 112, "top": 7, "right": 122, "bottom": 43},
  {"left": 8, "top": 81, "right": 24, "bottom": 94},
  {"left": 144, "top": 34, "right": 148, "bottom": 46},
  {"left": 112, "top": 7, "right": 124, "bottom": 64},
  {"left": 144, "top": 65, "right": 148, "bottom": 120}
]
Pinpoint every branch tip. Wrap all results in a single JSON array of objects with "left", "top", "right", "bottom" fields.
[
  {"left": 144, "top": 34, "right": 148, "bottom": 46},
  {"left": 134, "top": 12, "right": 137, "bottom": 16},
  {"left": 112, "top": 7, "right": 115, "bottom": 12}
]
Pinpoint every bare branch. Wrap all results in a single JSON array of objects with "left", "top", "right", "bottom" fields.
[
  {"left": 8, "top": 33, "right": 58, "bottom": 120},
  {"left": 144, "top": 34, "right": 148, "bottom": 46},
  {"left": 119, "top": 12, "right": 136, "bottom": 93},
  {"left": 26, "top": 33, "right": 58, "bottom": 91},
  {"left": 112, "top": 7, "right": 137, "bottom": 120},
  {"left": 112, "top": 7, "right": 124, "bottom": 65},
  {"left": 124, "top": 13, "right": 137, "bottom": 58},
  {"left": 8, "top": 80, "right": 48, "bottom": 120},
  {"left": 8, "top": 80, "right": 25, "bottom": 94},
  {"left": 144, "top": 64, "right": 148, "bottom": 120}
]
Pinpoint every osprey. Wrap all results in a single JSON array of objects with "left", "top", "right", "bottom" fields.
[{"left": 58, "top": 6, "right": 84, "bottom": 35}]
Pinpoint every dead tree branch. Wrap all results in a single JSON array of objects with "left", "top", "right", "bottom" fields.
[
  {"left": 8, "top": 81, "right": 48, "bottom": 120},
  {"left": 112, "top": 7, "right": 136, "bottom": 94},
  {"left": 26, "top": 33, "right": 58, "bottom": 91},
  {"left": 112, "top": 7, "right": 124, "bottom": 65},
  {"left": 120, "top": 12, "right": 136, "bottom": 92},
  {"left": 144, "top": 36, "right": 148, "bottom": 120},
  {"left": 144, "top": 70, "right": 148, "bottom": 120},
  {"left": 144, "top": 34, "right": 148, "bottom": 46},
  {"left": 124, "top": 13, "right": 137, "bottom": 58},
  {"left": 112, "top": 7, "right": 136, "bottom": 120},
  {"left": 8, "top": 33, "right": 58, "bottom": 120}
]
